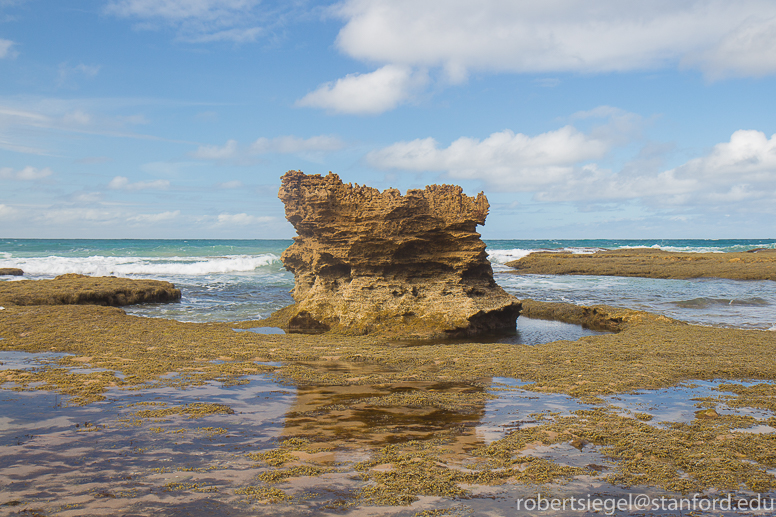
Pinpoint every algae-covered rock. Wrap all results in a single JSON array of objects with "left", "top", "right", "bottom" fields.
[
  {"left": 0, "top": 268, "right": 24, "bottom": 276},
  {"left": 270, "top": 170, "right": 520, "bottom": 338},
  {"left": 506, "top": 248, "right": 776, "bottom": 280},
  {"left": 0, "top": 275, "right": 181, "bottom": 307}
]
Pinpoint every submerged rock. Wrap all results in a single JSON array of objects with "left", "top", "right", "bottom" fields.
[{"left": 269, "top": 170, "right": 520, "bottom": 338}]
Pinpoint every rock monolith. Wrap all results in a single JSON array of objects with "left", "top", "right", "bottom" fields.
[{"left": 270, "top": 170, "right": 520, "bottom": 338}]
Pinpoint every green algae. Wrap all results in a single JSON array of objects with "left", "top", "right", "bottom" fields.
[
  {"left": 478, "top": 406, "right": 776, "bottom": 494},
  {"left": 258, "top": 465, "right": 333, "bottom": 483},
  {"left": 234, "top": 485, "right": 290, "bottom": 503},
  {"left": 133, "top": 402, "right": 234, "bottom": 420}
]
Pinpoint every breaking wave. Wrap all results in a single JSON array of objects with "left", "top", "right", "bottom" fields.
[
  {"left": 1, "top": 254, "right": 280, "bottom": 278},
  {"left": 487, "top": 247, "right": 600, "bottom": 264}
]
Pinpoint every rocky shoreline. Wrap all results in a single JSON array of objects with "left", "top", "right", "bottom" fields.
[
  {"left": 506, "top": 247, "right": 776, "bottom": 280},
  {"left": 2, "top": 273, "right": 776, "bottom": 513}
]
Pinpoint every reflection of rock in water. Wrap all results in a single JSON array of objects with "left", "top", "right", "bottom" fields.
[
  {"left": 271, "top": 170, "right": 521, "bottom": 338},
  {"left": 279, "top": 362, "right": 490, "bottom": 453}
]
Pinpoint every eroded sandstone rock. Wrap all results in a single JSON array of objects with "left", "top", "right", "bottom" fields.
[{"left": 269, "top": 170, "right": 521, "bottom": 338}]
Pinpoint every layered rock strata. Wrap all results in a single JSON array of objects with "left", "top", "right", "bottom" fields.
[{"left": 270, "top": 170, "right": 521, "bottom": 337}]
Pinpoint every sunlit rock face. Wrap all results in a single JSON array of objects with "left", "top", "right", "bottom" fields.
[{"left": 273, "top": 170, "right": 521, "bottom": 338}]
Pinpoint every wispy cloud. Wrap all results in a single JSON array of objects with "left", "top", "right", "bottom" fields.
[
  {"left": 250, "top": 135, "right": 346, "bottom": 154},
  {"left": 104, "top": 0, "right": 289, "bottom": 43},
  {"left": 0, "top": 98, "right": 199, "bottom": 156},
  {"left": 191, "top": 134, "right": 347, "bottom": 162},
  {"left": 192, "top": 139, "right": 238, "bottom": 160},
  {"left": 108, "top": 176, "right": 170, "bottom": 190},
  {"left": 209, "top": 212, "right": 275, "bottom": 226},
  {"left": 0, "top": 38, "right": 16, "bottom": 59},
  {"left": 57, "top": 63, "right": 100, "bottom": 88},
  {"left": 0, "top": 203, "right": 18, "bottom": 219},
  {"left": 0, "top": 165, "right": 53, "bottom": 180},
  {"left": 75, "top": 156, "right": 112, "bottom": 164},
  {"left": 128, "top": 210, "right": 180, "bottom": 223},
  {"left": 217, "top": 180, "right": 243, "bottom": 189}
]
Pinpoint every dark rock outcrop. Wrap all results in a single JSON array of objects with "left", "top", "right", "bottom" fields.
[
  {"left": 268, "top": 170, "right": 520, "bottom": 338},
  {"left": 0, "top": 268, "right": 23, "bottom": 276},
  {"left": 0, "top": 275, "right": 181, "bottom": 307}
]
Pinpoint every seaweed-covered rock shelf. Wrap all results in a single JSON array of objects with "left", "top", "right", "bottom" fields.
[
  {"left": 0, "top": 274, "right": 181, "bottom": 307},
  {"left": 506, "top": 248, "right": 776, "bottom": 280}
]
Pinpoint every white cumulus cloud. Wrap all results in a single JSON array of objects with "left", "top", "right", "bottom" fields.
[
  {"left": 685, "top": 16, "right": 776, "bottom": 79},
  {"left": 108, "top": 176, "right": 170, "bottom": 190},
  {"left": 366, "top": 114, "right": 776, "bottom": 209},
  {"left": 672, "top": 130, "right": 776, "bottom": 183},
  {"left": 296, "top": 65, "right": 428, "bottom": 115},
  {"left": 367, "top": 126, "right": 609, "bottom": 190},
  {"left": 332, "top": 0, "right": 776, "bottom": 80}
]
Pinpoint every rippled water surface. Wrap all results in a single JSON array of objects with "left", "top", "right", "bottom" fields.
[
  {"left": 494, "top": 268, "right": 776, "bottom": 330},
  {"left": 2, "top": 350, "right": 774, "bottom": 516}
]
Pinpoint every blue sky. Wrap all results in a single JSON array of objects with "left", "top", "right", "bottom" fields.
[{"left": 1, "top": 0, "right": 775, "bottom": 239}]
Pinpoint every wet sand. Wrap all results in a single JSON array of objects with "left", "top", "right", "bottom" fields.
[
  {"left": 2, "top": 293, "right": 776, "bottom": 514},
  {"left": 505, "top": 248, "right": 776, "bottom": 280}
]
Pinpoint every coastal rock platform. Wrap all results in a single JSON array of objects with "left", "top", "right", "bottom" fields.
[
  {"left": 0, "top": 274, "right": 181, "bottom": 307},
  {"left": 0, "top": 268, "right": 24, "bottom": 276},
  {"left": 506, "top": 248, "right": 776, "bottom": 280},
  {"left": 268, "top": 170, "right": 521, "bottom": 337}
]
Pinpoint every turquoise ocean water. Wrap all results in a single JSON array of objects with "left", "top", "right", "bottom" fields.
[{"left": 1, "top": 239, "right": 774, "bottom": 330}]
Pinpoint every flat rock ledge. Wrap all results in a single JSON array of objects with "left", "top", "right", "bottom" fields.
[
  {"left": 0, "top": 274, "right": 181, "bottom": 307},
  {"left": 0, "top": 268, "right": 24, "bottom": 276},
  {"left": 506, "top": 248, "right": 776, "bottom": 281},
  {"left": 266, "top": 170, "right": 521, "bottom": 338}
]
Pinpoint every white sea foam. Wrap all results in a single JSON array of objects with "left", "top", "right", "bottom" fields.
[
  {"left": 0, "top": 254, "right": 280, "bottom": 277},
  {"left": 487, "top": 247, "right": 600, "bottom": 264},
  {"left": 617, "top": 244, "right": 724, "bottom": 253},
  {"left": 618, "top": 243, "right": 776, "bottom": 253},
  {"left": 486, "top": 249, "right": 533, "bottom": 264}
]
